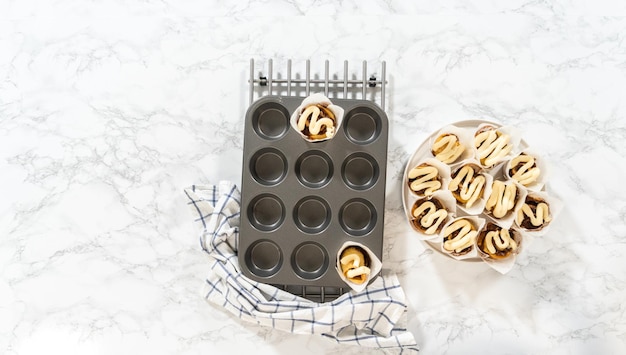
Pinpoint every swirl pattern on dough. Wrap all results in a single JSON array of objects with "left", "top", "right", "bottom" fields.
[
  {"left": 475, "top": 127, "right": 512, "bottom": 167},
  {"left": 509, "top": 153, "right": 540, "bottom": 186},
  {"left": 432, "top": 134, "right": 465, "bottom": 164},
  {"left": 485, "top": 180, "right": 518, "bottom": 218},
  {"left": 340, "top": 246, "right": 370, "bottom": 285},
  {"left": 448, "top": 164, "right": 486, "bottom": 208},
  {"left": 411, "top": 199, "right": 448, "bottom": 235},
  {"left": 408, "top": 164, "right": 441, "bottom": 196},
  {"left": 443, "top": 218, "right": 478, "bottom": 254},
  {"left": 478, "top": 223, "right": 519, "bottom": 259},
  {"left": 516, "top": 196, "right": 552, "bottom": 230},
  {"left": 297, "top": 104, "right": 336, "bottom": 140}
]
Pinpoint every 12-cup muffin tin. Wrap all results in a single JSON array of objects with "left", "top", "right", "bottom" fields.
[{"left": 239, "top": 95, "right": 388, "bottom": 288}]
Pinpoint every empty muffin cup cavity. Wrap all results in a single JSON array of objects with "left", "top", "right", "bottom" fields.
[
  {"left": 339, "top": 198, "right": 377, "bottom": 236},
  {"left": 295, "top": 150, "right": 333, "bottom": 188},
  {"left": 247, "top": 194, "right": 285, "bottom": 231},
  {"left": 252, "top": 101, "right": 290, "bottom": 140},
  {"left": 293, "top": 196, "right": 331, "bottom": 234},
  {"left": 343, "top": 106, "right": 382, "bottom": 145},
  {"left": 291, "top": 242, "right": 329, "bottom": 280},
  {"left": 245, "top": 240, "right": 283, "bottom": 278},
  {"left": 250, "top": 148, "right": 287, "bottom": 186},
  {"left": 342, "top": 152, "right": 379, "bottom": 191}
]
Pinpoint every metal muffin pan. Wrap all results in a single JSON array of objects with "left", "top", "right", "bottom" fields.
[{"left": 239, "top": 95, "right": 388, "bottom": 287}]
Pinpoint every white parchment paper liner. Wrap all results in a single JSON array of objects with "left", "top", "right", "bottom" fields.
[
  {"left": 439, "top": 215, "right": 486, "bottom": 260},
  {"left": 406, "top": 157, "right": 452, "bottom": 198},
  {"left": 336, "top": 241, "right": 382, "bottom": 293},
  {"left": 428, "top": 125, "right": 474, "bottom": 164},
  {"left": 448, "top": 159, "right": 493, "bottom": 215},
  {"left": 406, "top": 190, "right": 457, "bottom": 241},
  {"left": 504, "top": 149, "right": 548, "bottom": 192},
  {"left": 472, "top": 124, "right": 522, "bottom": 169},
  {"left": 476, "top": 221, "right": 524, "bottom": 274},
  {"left": 483, "top": 180, "right": 528, "bottom": 229},
  {"left": 290, "top": 93, "right": 345, "bottom": 143},
  {"left": 513, "top": 190, "right": 563, "bottom": 237}
]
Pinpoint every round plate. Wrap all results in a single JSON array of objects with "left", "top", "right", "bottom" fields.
[{"left": 401, "top": 120, "right": 530, "bottom": 261}]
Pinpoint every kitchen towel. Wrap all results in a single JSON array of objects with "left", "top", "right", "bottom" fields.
[{"left": 184, "top": 181, "right": 418, "bottom": 353}]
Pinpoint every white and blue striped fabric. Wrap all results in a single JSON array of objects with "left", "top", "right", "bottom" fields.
[{"left": 184, "top": 181, "right": 418, "bottom": 353}]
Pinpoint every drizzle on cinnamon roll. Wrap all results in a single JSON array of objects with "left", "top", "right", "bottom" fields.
[
  {"left": 411, "top": 198, "right": 448, "bottom": 235},
  {"left": 297, "top": 104, "right": 336, "bottom": 140},
  {"left": 340, "top": 246, "right": 371, "bottom": 285},
  {"left": 485, "top": 180, "right": 518, "bottom": 219},
  {"left": 432, "top": 133, "right": 465, "bottom": 164},
  {"left": 448, "top": 164, "right": 486, "bottom": 208},
  {"left": 474, "top": 126, "right": 512, "bottom": 167},
  {"left": 508, "top": 153, "right": 540, "bottom": 186},
  {"left": 477, "top": 223, "right": 520, "bottom": 259},
  {"left": 516, "top": 195, "right": 552, "bottom": 230},
  {"left": 407, "top": 163, "right": 441, "bottom": 196},
  {"left": 443, "top": 218, "right": 478, "bottom": 256}
]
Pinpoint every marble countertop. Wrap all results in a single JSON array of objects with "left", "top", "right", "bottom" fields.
[{"left": 2, "top": 1, "right": 626, "bottom": 354}]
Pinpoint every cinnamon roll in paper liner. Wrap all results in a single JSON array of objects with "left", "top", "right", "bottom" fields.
[
  {"left": 504, "top": 149, "right": 548, "bottom": 191},
  {"left": 429, "top": 125, "right": 473, "bottom": 165},
  {"left": 514, "top": 191, "right": 562, "bottom": 237},
  {"left": 336, "top": 241, "right": 382, "bottom": 292},
  {"left": 406, "top": 158, "right": 451, "bottom": 198},
  {"left": 477, "top": 221, "right": 523, "bottom": 274},
  {"left": 447, "top": 159, "right": 493, "bottom": 215},
  {"left": 407, "top": 190, "right": 457, "bottom": 240},
  {"left": 484, "top": 179, "right": 528, "bottom": 229},
  {"left": 439, "top": 216, "right": 485, "bottom": 260},
  {"left": 473, "top": 124, "right": 521, "bottom": 169},
  {"left": 290, "top": 93, "right": 344, "bottom": 142}
]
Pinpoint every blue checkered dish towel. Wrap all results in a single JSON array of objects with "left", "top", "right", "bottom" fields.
[{"left": 184, "top": 181, "right": 418, "bottom": 353}]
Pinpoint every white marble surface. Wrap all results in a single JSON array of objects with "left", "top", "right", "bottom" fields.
[{"left": 2, "top": 1, "right": 626, "bottom": 354}]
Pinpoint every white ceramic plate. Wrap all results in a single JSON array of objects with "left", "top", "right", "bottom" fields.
[{"left": 401, "top": 120, "right": 531, "bottom": 261}]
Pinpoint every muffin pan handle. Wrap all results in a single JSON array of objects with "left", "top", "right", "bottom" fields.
[{"left": 249, "top": 59, "right": 387, "bottom": 109}]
